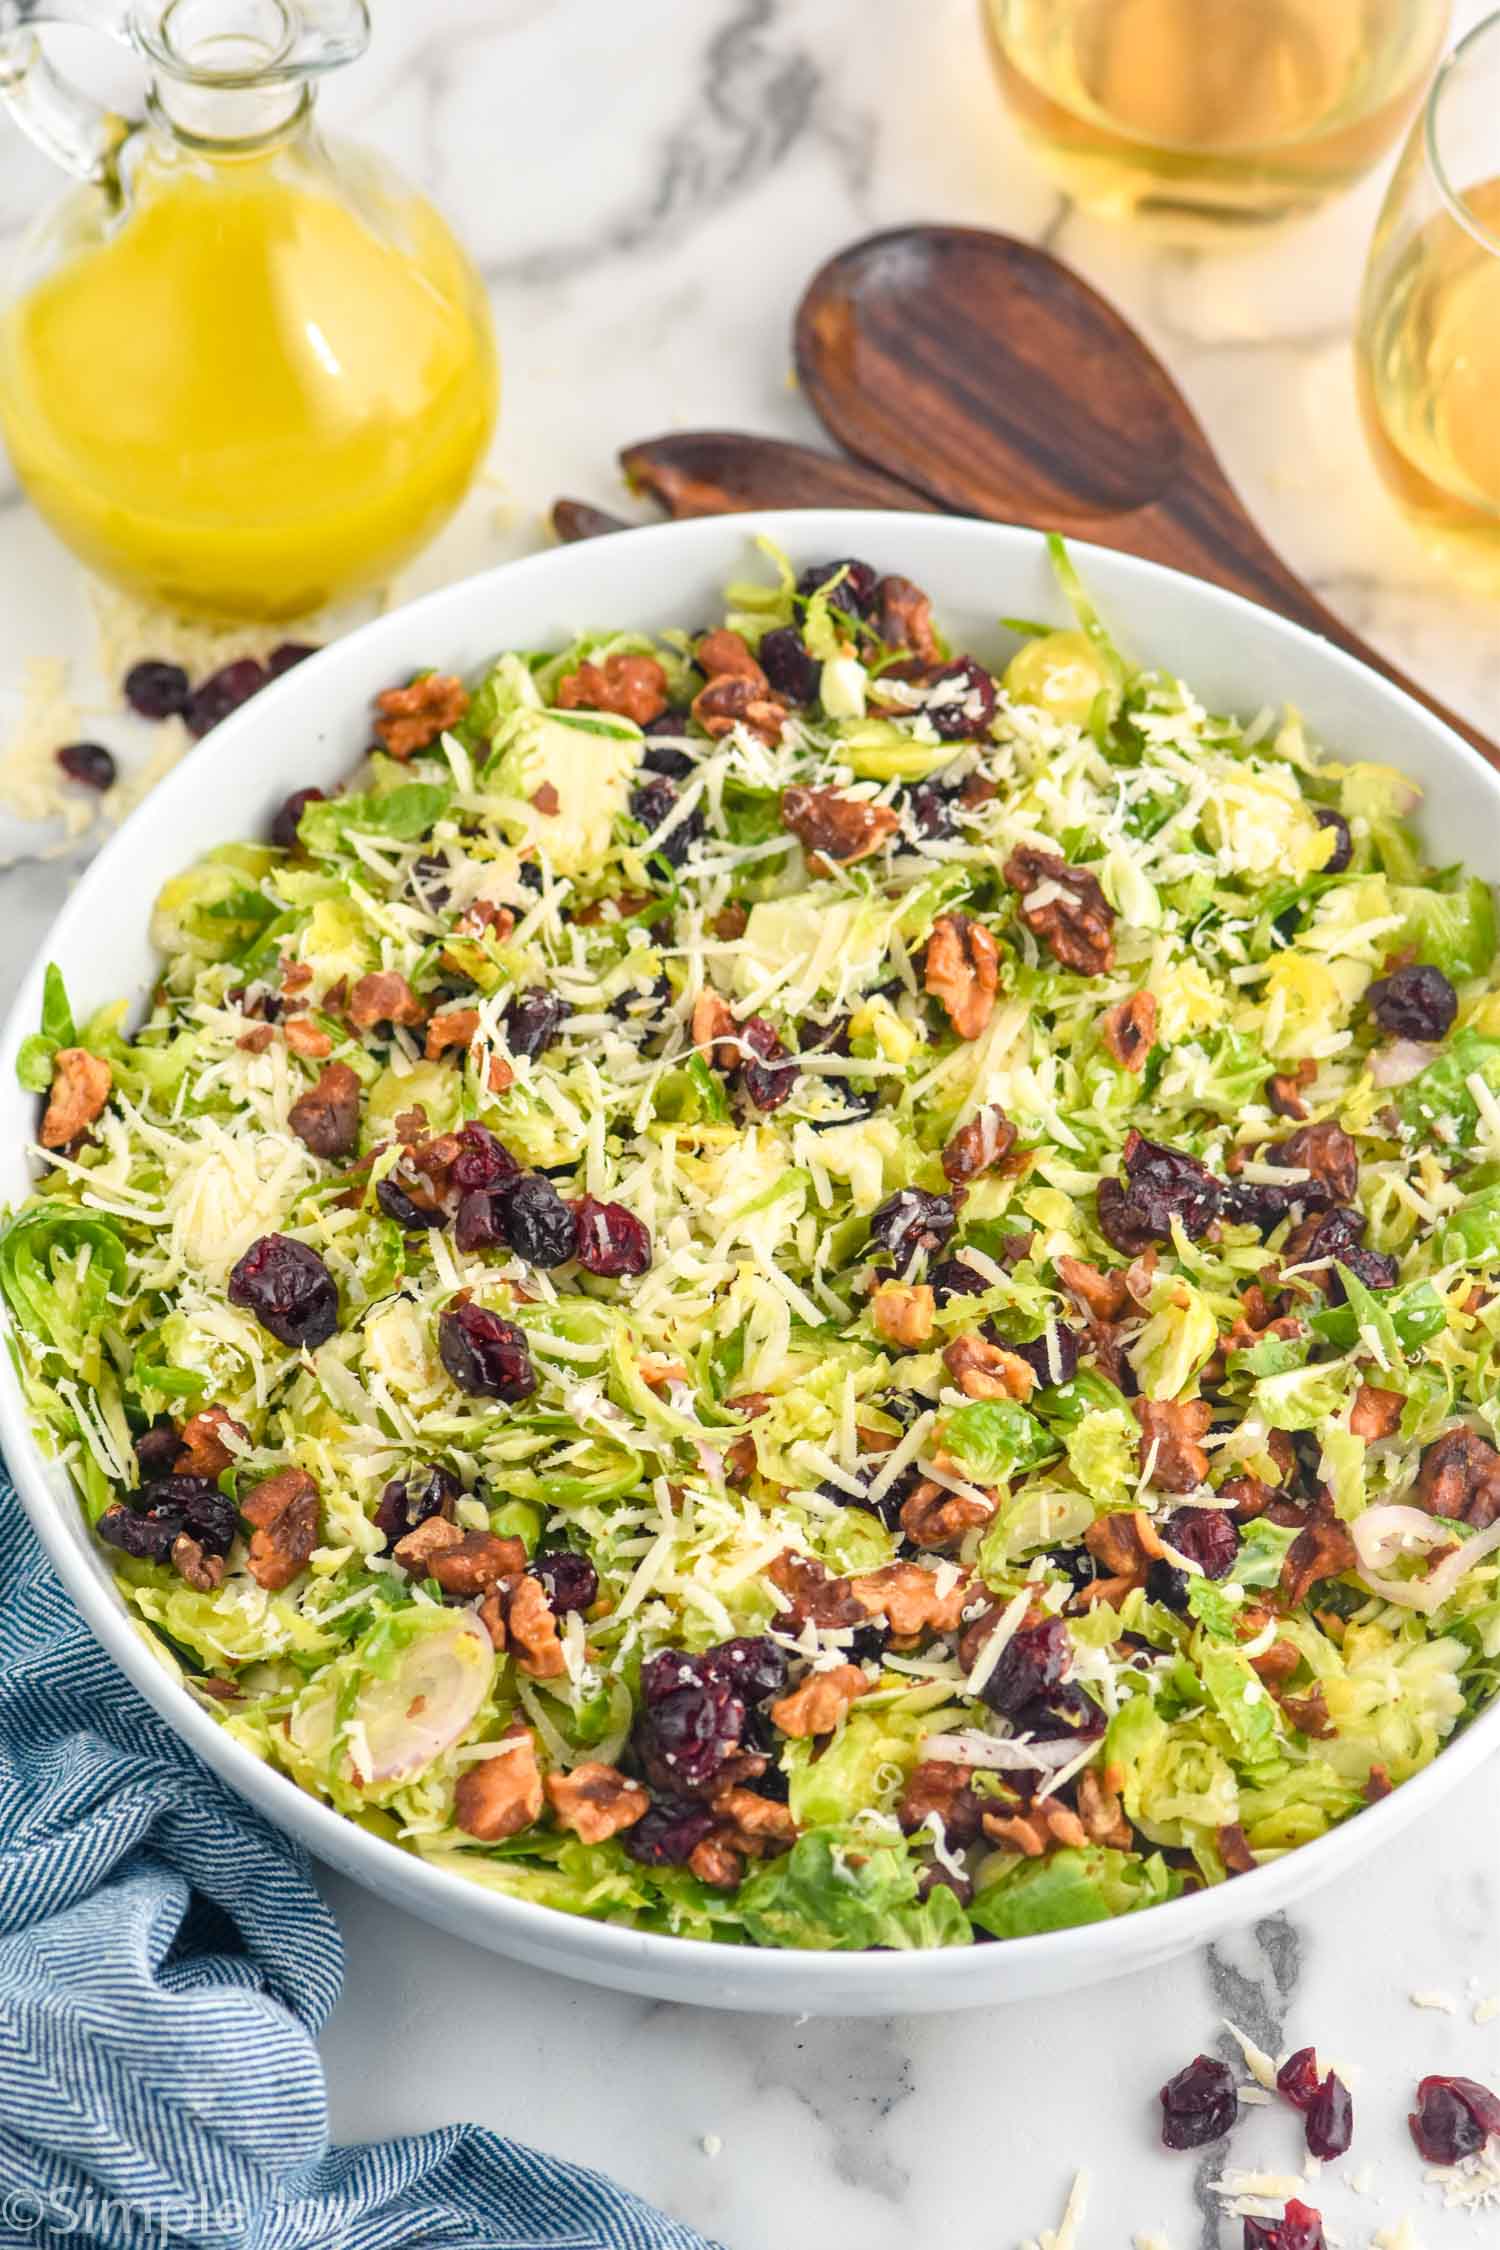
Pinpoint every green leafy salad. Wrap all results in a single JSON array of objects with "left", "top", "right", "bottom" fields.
[{"left": 7, "top": 538, "right": 1500, "bottom": 1954}]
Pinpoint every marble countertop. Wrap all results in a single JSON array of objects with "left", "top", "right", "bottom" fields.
[{"left": 1, "top": 2, "right": 1498, "bottom": 2243}]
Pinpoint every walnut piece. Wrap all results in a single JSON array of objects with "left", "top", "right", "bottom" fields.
[
  {"left": 288, "top": 1061, "right": 361, "bottom": 1160},
  {"left": 898, "top": 1479, "right": 995, "bottom": 1550},
  {"left": 941, "top": 1102, "right": 1016, "bottom": 1184},
  {"left": 555, "top": 652, "right": 668, "bottom": 724},
  {"left": 768, "top": 1663, "right": 870, "bottom": 1738},
  {"left": 898, "top": 1759, "right": 984, "bottom": 1846},
  {"left": 780, "top": 784, "right": 900, "bottom": 869},
  {"left": 1055, "top": 1254, "right": 1129, "bottom": 1323},
  {"left": 545, "top": 1762, "right": 649, "bottom": 1842},
  {"left": 1280, "top": 1517, "right": 1357, "bottom": 1606},
  {"left": 695, "top": 629, "right": 765, "bottom": 682},
  {"left": 1136, "top": 1397, "right": 1212, "bottom": 1492},
  {"left": 283, "top": 1015, "right": 332, "bottom": 1060},
  {"left": 1415, "top": 1427, "right": 1500, "bottom": 1529},
  {"left": 1272, "top": 1120, "right": 1359, "bottom": 1202},
  {"left": 924, "top": 912, "right": 999, "bottom": 1040},
  {"left": 507, "top": 1574, "right": 568, "bottom": 1678},
  {"left": 1077, "top": 1768, "right": 1132, "bottom": 1849},
  {"left": 240, "top": 1468, "right": 320, "bottom": 1591},
  {"left": 942, "top": 1332, "right": 1035, "bottom": 1401},
  {"left": 850, "top": 1561, "right": 969, "bottom": 1639},
  {"left": 1003, "top": 845, "right": 1115, "bottom": 976},
  {"left": 1099, "top": 991, "right": 1158, "bottom": 1072},
  {"left": 425, "top": 1008, "right": 480, "bottom": 1062},
  {"left": 374, "top": 672, "right": 469, "bottom": 759},
  {"left": 347, "top": 972, "right": 426, "bottom": 1032},
  {"left": 765, "top": 1549, "right": 866, "bottom": 1629},
  {"left": 1350, "top": 1383, "right": 1404, "bottom": 1441},
  {"left": 692, "top": 660, "right": 786, "bottom": 744},
  {"left": 40, "top": 1048, "right": 112, "bottom": 1150},
  {"left": 872, "top": 1282, "right": 935, "bottom": 1348},
  {"left": 873, "top": 574, "right": 941, "bottom": 662},
  {"left": 174, "top": 1406, "right": 247, "bottom": 1478},
  {"left": 454, "top": 1727, "right": 544, "bottom": 1841}
]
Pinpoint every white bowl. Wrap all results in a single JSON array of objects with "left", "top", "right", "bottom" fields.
[{"left": 4, "top": 511, "right": 1498, "bottom": 2015}]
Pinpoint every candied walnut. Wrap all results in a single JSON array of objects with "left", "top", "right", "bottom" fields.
[
  {"left": 692, "top": 672, "right": 786, "bottom": 745},
  {"left": 283, "top": 1015, "right": 332, "bottom": 1060},
  {"left": 723, "top": 1390, "right": 770, "bottom": 1484},
  {"left": 1084, "top": 1507, "right": 1165, "bottom": 1582},
  {"left": 695, "top": 628, "right": 765, "bottom": 683},
  {"left": 1415, "top": 1428, "right": 1500, "bottom": 1528},
  {"left": 39, "top": 1047, "right": 112, "bottom": 1150},
  {"left": 766, "top": 1549, "right": 866, "bottom": 1629},
  {"left": 899, "top": 1759, "right": 984, "bottom": 1846},
  {"left": 454, "top": 1727, "right": 544, "bottom": 1841},
  {"left": 850, "top": 1561, "right": 970, "bottom": 1639},
  {"left": 1351, "top": 1383, "right": 1404, "bottom": 1441},
  {"left": 942, "top": 1332, "right": 1035, "bottom": 1400},
  {"left": 1217, "top": 1822, "right": 1257, "bottom": 1876},
  {"left": 425, "top": 1008, "right": 480, "bottom": 1061},
  {"left": 240, "top": 1467, "right": 320, "bottom": 1591},
  {"left": 1281, "top": 1518, "right": 1357, "bottom": 1606},
  {"left": 454, "top": 899, "right": 516, "bottom": 942},
  {"left": 769, "top": 1663, "right": 870, "bottom": 1738},
  {"left": 487, "top": 1056, "right": 514, "bottom": 1095},
  {"left": 941, "top": 1102, "right": 1017, "bottom": 1185},
  {"left": 280, "top": 959, "right": 314, "bottom": 997},
  {"left": 872, "top": 1282, "right": 935, "bottom": 1348},
  {"left": 1267, "top": 1059, "right": 1317, "bottom": 1121},
  {"left": 713, "top": 1784, "right": 797, "bottom": 1850},
  {"left": 924, "top": 911, "right": 999, "bottom": 1040},
  {"left": 545, "top": 1761, "right": 649, "bottom": 1843},
  {"left": 348, "top": 971, "right": 426, "bottom": 1032},
  {"left": 688, "top": 1834, "right": 746, "bottom": 1889},
  {"left": 1099, "top": 990, "right": 1158, "bottom": 1072},
  {"left": 1250, "top": 1637, "right": 1302, "bottom": 1687},
  {"left": 899, "top": 1479, "right": 995, "bottom": 1550},
  {"left": 1055, "top": 1254, "right": 1130, "bottom": 1323},
  {"left": 1003, "top": 845, "right": 1115, "bottom": 975},
  {"left": 530, "top": 780, "right": 561, "bottom": 816},
  {"left": 982, "top": 1801, "right": 1089, "bottom": 1856},
  {"left": 1280, "top": 1685, "right": 1335, "bottom": 1739},
  {"left": 1136, "top": 1398, "right": 1212, "bottom": 1493},
  {"left": 1220, "top": 1475, "right": 1274, "bottom": 1521},
  {"left": 507, "top": 1573, "right": 568, "bottom": 1678},
  {"left": 691, "top": 986, "right": 739, "bottom": 1068},
  {"left": 391, "top": 1516, "right": 463, "bottom": 1573},
  {"left": 780, "top": 784, "right": 900, "bottom": 869},
  {"left": 1273, "top": 1120, "right": 1359, "bottom": 1202},
  {"left": 170, "top": 1533, "right": 224, "bottom": 1593},
  {"left": 374, "top": 672, "right": 468, "bottom": 759},
  {"left": 477, "top": 1588, "right": 507, "bottom": 1650},
  {"left": 288, "top": 1060, "right": 361, "bottom": 1160},
  {"left": 237, "top": 1024, "right": 275, "bottom": 1054},
  {"left": 428, "top": 1531, "right": 525, "bottom": 1599},
  {"left": 712, "top": 902, "right": 749, "bottom": 941},
  {"left": 175, "top": 1407, "right": 247, "bottom": 1478},
  {"left": 555, "top": 651, "right": 668, "bottom": 724},
  {"left": 873, "top": 574, "right": 941, "bottom": 662},
  {"left": 1077, "top": 1768, "right": 1132, "bottom": 1850}
]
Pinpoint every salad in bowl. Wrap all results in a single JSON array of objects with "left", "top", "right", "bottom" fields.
[{"left": 6, "top": 533, "right": 1500, "bottom": 1960}]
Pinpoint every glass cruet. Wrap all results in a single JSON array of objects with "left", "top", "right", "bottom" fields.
[{"left": 0, "top": 1, "right": 498, "bottom": 619}]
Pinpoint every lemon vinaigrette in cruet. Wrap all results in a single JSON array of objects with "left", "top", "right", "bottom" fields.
[{"left": 0, "top": 1, "right": 497, "bottom": 618}]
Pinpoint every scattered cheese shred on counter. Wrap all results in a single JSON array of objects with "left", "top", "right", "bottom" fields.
[{"left": 1020, "top": 2169, "right": 1089, "bottom": 2250}]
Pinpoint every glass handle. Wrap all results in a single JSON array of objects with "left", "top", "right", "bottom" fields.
[{"left": 0, "top": 2, "right": 131, "bottom": 182}]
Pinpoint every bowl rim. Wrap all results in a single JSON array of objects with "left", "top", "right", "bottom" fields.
[{"left": 5, "top": 507, "right": 1500, "bottom": 2000}]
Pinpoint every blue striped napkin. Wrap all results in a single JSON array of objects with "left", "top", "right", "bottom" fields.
[{"left": 0, "top": 1468, "right": 721, "bottom": 2250}]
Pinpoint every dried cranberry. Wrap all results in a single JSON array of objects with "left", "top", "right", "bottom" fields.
[
  {"left": 640, "top": 719, "right": 695, "bottom": 779},
  {"left": 1305, "top": 2071, "right": 1353, "bottom": 2160},
  {"left": 437, "top": 1302, "right": 536, "bottom": 1400},
  {"left": 451, "top": 1124, "right": 520, "bottom": 1192},
  {"left": 759, "top": 625, "right": 821, "bottom": 703},
  {"left": 1221, "top": 1175, "right": 1306, "bottom": 1233},
  {"left": 123, "top": 659, "right": 191, "bottom": 720},
  {"left": 227, "top": 1233, "right": 339, "bottom": 1349},
  {"left": 739, "top": 1016, "right": 797, "bottom": 1113},
  {"left": 1242, "top": 2201, "right": 1326, "bottom": 2250},
  {"left": 1313, "top": 807, "right": 1352, "bottom": 873},
  {"left": 797, "top": 557, "right": 877, "bottom": 618},
  {"left": 1367, "top": 961, "right": 1457, "bottom": 1042},
  {"left": 133, "top": 1418, "right": 181, "bottom": 1480},
  {"left": 630, "top": 775, "right": 701, "bottom": 867},
  {"left": 1286, "top": 1205, "right": 1397, "bottom": 1298},
  {"left": 454, "top": 1190, "right": 505, "bottom": 1253},
  {"left": 869, "top": 1188, "right": 957, "bottom": 1264},
  {"left": 503, "top": 986, "right": 568, "bottom": 1060},
  {"left": 923, "top": 657, "right": 998, "bottom": 741},
  {"left": 906, "top": 780, "right": 957, "bottom": 839},
  {"left": 1003, "top": 1325, "right": 1081, "bottom": 1390},
  {"left": 1162, "top": 1506, "right": 1239, "bottom": 1579},
  {"left": 1050, "top": 1544, "right": 1100, "bottom": 1599},
  {"left": 406, "top": 854, "right": 452, "bottom": 912},
  {"left": 980, "top": 1616, "right": 1070, "bottom": 1720},
  {"left": 268, "top": 640, "right": 319, "bottom": 677},
  {"left": 847, "top": 1618, "right": 892, "bottom": 1666},
  {"left": 1276, "top": 2047, "right": 1322, "bottom": 2112},
  {"left": 623, "top": 1798, "right": 718, "bottom": 1866},
  {"left": 374, "top": 1463, "right": 459, "bottom": 1549},
  {"left": 635, "top": 1676, "right": 747, "bottom": 1796},
  {"left": 1145, "top": 1558, "right": 1191, "bottom": 1613},
  {"left": 1409, "top": 2074, "right": 1500, "bottom": 2165},
  {"left": 929, "top": 1255, "right": 991, "bottom": 1306},
  {"left": 271, "top": 786, "right": 325, "bottom": 851},
  {"left": 186, "top": 658, "right": 268, "bottom": 738},
  {"left": 1098, "top": 1130, "right": 1223, "bottom": 1254},
  {"left": 1159, "top": 2054, "right": 1239, "bottom": 2150},
  {"left": 377, "top": 1177, "right": 443, "bottom": 1232},
  {"left": 56, "top": 741, "right": 117, "bottom": 790},
  {"left": 99, "top": 1474, "right": 237, "bottom": 1566},
  {"left": 530, "top": 1548, "right": 598, "bottom": 1614},
  {"left": 573, "top": 1195, "right": 652, "bottom": 1277},
  {"left": 1010, "top": 1678, "right": 1104, "bottom": 1742},
  {"left": 97, "top": 1502, "right": 180, "bottom": 1564},
  {"left": 820, "top": 1457, "right": 919, "bottom": 1532},
  {"left": 495, "top": 1174, "right": 577, "bottom": 1267},
  {"left": 708, "top": 1635, "right": 789, "bottom": 1704}
]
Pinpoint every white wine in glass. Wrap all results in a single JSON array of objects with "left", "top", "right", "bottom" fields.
[
  {"left": 984, "top": 0, "right": 1449, "bottom": 230},
  {"left": 1358, "top": 13, "right": 1500, "bottom": 587}
]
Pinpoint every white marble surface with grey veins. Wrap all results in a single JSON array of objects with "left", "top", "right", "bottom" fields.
[{"left": 0, "top": 2, "right": 1497, "bottom": 2244}]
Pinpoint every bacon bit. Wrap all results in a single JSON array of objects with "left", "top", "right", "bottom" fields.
[
  {"left": 283, "top": 1015, "right": 332, "bottom": 1060},
  {"left": 766, "top": 1548, "right": 866, "bottom": 1629},
  {"left": 1274, "top": 1119, "right": 1360, "bottom": 1201},
  {"left": 780, "top": 784, "right": 900, "bottom": 869},
  {"left": 941, "top": 1102, "right": 1017, "bottom": 1184},
  {"left": 1085, "top": 1508, "right": 1165, "bottom": 1582},
  {"left": 1136, "top": 1397, "right": 1212, "bottom": 1492},
  {"left": 280, "top": 959, "right": 314, "bottom": 996},
  {"left": 1351, "top": 1383, "right": 1404, "bottom": 1441},
  {"left": 1055, "top": 1254, "right": 1129, "bottom": 1322},
  {"left": 850, "top": 1560, "right": 969, "bottom": 1639},
  {"left": 1003, "top": 845, "right": 1115, "bottom": 975},
  {"left": 454, "top": 899, "right": 516, "bottom": 942},
  {"left": 1217, "top": 1822, "right": 1257, "bottom": 1875},
  {"left": 1364, "top": 1763, "right": 1393, "bottom": 1802},
  {"left": 1280, "top": 1685, "right": 1335, "bottom": 1739},
  {"left": 425, "top": 1008, "right": 480, "bottom": 1061},
  {"left": 1415, "top": 1428, "right": 1500, "bottom": 1528},
  {"left": 237, "top": 1023, "right": 276, "bottom": 1054},
  {"left": 691, "top": 986, "right": 739, "bottom": 1068},
  {"left": 529, "top": 780, "right": 561, "bottom": 816},
  {"left": 374, "top": 672, "right": 468, "bottom": 759},
  {"left": 392, "top": 1106, "right": 429, "bottom": 1144},
  {"left": 872, "top": 1282, "right": 935, "bottom": 1348},
  {"left": 711, "top": 902, "right": 749, "bottom": 941},
  {"left": 942, "top": 1331, "right": 1035, "bottom": 1400},
  {"left": 1250, "top": 1637, "right": 1302, "bottom": 1686},
  {"left": 1266, "top": 1059, "right": 1317, "bottom": 1120},
  {"left": 899, "top": 1479, "right": 996, "bottom": 1550},
  {"left": 347, "top": 971, "right": 425, "bottom": 1031},
  {"left": 1099, "top": 991, "right": 1158, "bottom": 1072},
  {"left": 555, "top": 651, "right": 668, "bottom": 724},
  {"left": 240, "top": 1468, "right": 320, "bottom": 1591},
  {"left": 454, "top": 1725, "right": 545, "bottom": 1840},
  {"left": 924, "top": 911, "right": 999, "bottom": 1040},
  {"left": 39, "top": 1048, "right": 112, "bottom": 1149},
  {"left": 507, "top": 1574, "right": 567, "bottom": 1678},
  {"left": 692, "top": 672, "right": 786, "bottom": 745},
  {"left": 1077, "top": 1768, "right": 1133, "bottom": 1850},
  {"left": 769, "top": 1664, "right": 870, "bottom": 1738},
  {"left": 174, "top": 1407, "right": 247, "bottom": 1478},
  {"left": 544, "top": 1762, "right": 650, "bottom": 1843},
  {"left": 1281, "top": 1519, "right": 1357, "bottom": 1607},
  {"left": 873, "top": 574, "right": 941, "bottom": 662}
]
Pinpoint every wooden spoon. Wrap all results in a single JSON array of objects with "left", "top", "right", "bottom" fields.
[
  {"left": 552, "top": 498, "right": 630, "bottom": 543},
  {"left": 621, "top": 430, "right": 938, "bottom": 520},
  {"left": 795, "top": 224, "right": 1496, "bottom": 767}
]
